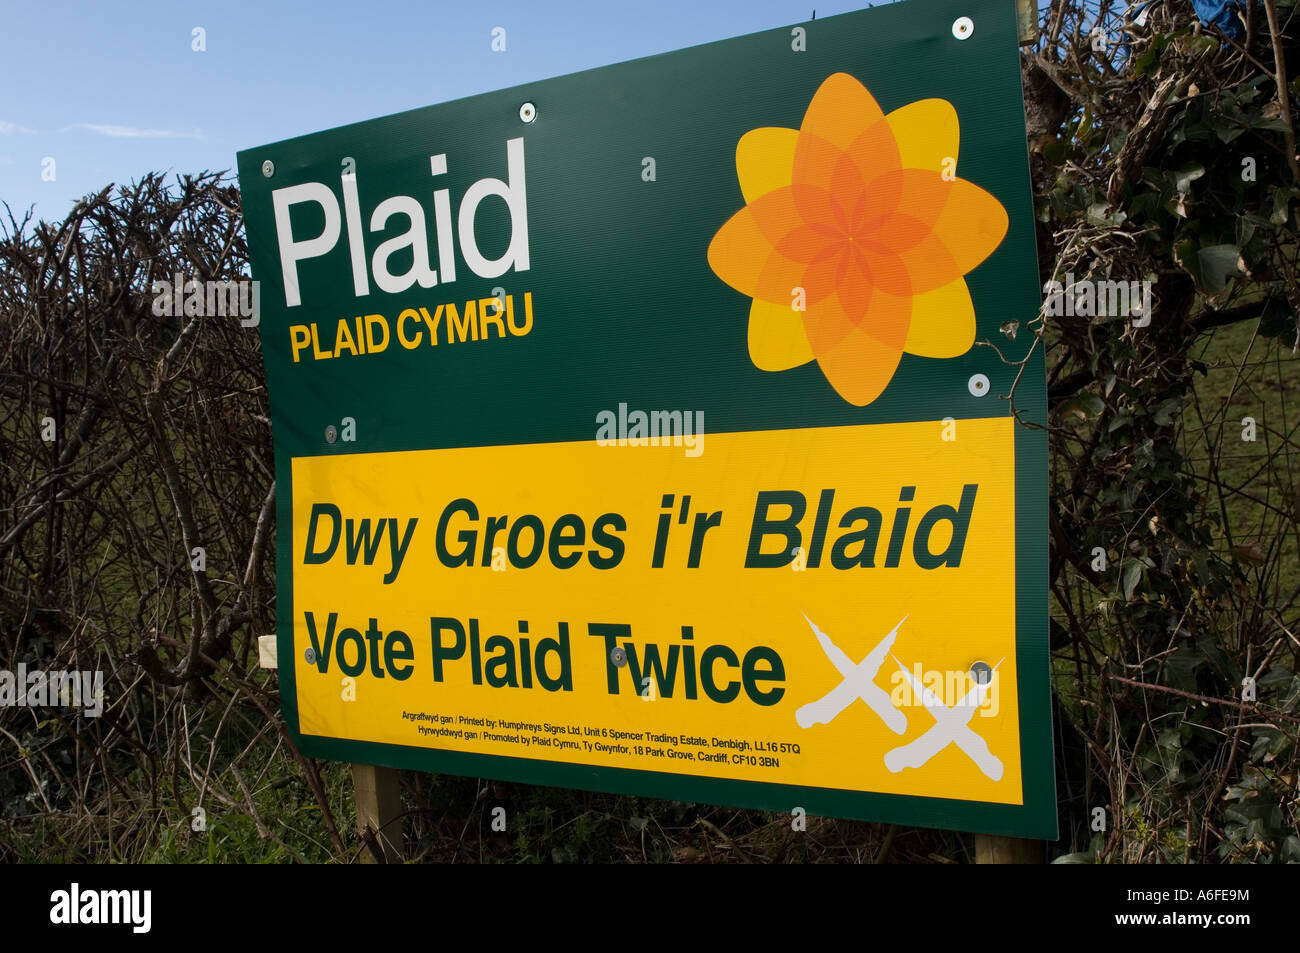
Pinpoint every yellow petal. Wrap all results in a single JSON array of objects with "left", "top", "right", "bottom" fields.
[
  {"left": 748, "top": 298, "right": 814, "bottom": 370},
  {"left": 736, "top": 127, "right": 798, "bottom": 203},
  {"left": 903, "top": 279, "right": 976, "bottom": 358},
  {"left": 886, "top": 99, "right": 959, "bottom": 173}
]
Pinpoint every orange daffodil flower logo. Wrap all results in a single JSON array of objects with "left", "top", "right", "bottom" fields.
[{"left": 707, "top": 73, "right": 1010, "bottom": 407}]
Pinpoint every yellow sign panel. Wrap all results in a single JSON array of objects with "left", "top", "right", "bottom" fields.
[{"left": 292, "top": 417, "right": 1020, "bottom": 804}]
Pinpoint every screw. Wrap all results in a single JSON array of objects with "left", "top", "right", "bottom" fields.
[
  {"left": 970, "top": 660, "right": 992, "bottom": 685},
  {"left": 305, "top": 647, "right": 317, "bottom": 664},
  {"left": 610, "top": 646, "right": 627, "bottom": 668},
  {"left": 325, "top": 424, "right": 337, "bottom": 444},
  {"left": 519, "top": 102, "right": 537, "bottom": 123},
  {"left": 261, "top": 159, "right": 274, "bottom": 178}
]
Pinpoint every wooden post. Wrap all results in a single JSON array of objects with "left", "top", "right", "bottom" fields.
[
  {"left": 975, "top": 833, "right": 1042, "bottom": 864},
  {"left": 351, "top": 763, "right": 403, "bottom": 863},
  {"left": 1016, "top": 0, "right": 1037, "bottom": 44}
]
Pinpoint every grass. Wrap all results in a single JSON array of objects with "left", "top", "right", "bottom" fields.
[{"left": 1182, "top": 317, "right": 1300, "bottom": 609}]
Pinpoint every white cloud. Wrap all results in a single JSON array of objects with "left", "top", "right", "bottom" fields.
[
  {"left": 0, "top": 121, "right": 35, "bottom": 135},
  {"left": 65, "top": 123, "right": 201, "bottom": 139}
]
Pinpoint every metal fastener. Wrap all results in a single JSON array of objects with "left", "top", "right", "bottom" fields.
[
  {"left": 968, "top": 373, "right": 990, "bottom": 397},
  {"left": 305, "top": 647, "right": 317, "bottom": 664},
  {"left": 262, "top": 159, "right": 275, "bottom": 178},
  {"left": 519, "top": 102, "right": 537, "bottom": 123},
  {"left": 952, "top": 16, "right": 974, "bottom": 39},
  {"left": 610, "top": 646, "right": 627, "bottom": 667},
  {"left": 970, "top": 660, "right": 992, "bottom": 685},
  {"left": 325, "top": 424, "right": 337, "bottom": 444}
]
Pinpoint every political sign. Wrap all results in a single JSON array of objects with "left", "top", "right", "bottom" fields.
[{"left": 237, "top": 0, "right": 1056, "bottom": 838}]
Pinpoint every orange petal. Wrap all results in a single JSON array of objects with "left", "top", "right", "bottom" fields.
[
  {"left": 836, "top": 245, "right": 874, "bottom": 320},
  {"left": 816, "top": 326, "right": 907, "bottom": 407},
  {"left": 775, "top": 223, "right": 833, "bottom": 266},
  {"left": 842, "top": 118, "right": 903, "bottom": 204},
  {"left": 800, "top": 290, "right": 858, "bottom": 357},
  {"left": 895, "top": 232, "right": 963, "bottom": 295},
  {"left": 930, "top": 179, "right": 1009, "bottom": 273},
  {"left": 707, "top": 206, "right": 771, "bottom": 297},
  {"left": 755, "top": 245, "right": 818, "bottom": 307},
  {"left": 801, "top": 73, "right": 886, "bottom": 153},
  {"left": 791, "top": 135, "right": 858, "bottom": 225},
  {"left": 855, "top": 242, "right": 915, "bottom": 299},
  {"left": 854, "top": 283, "right": 911, "bottom": 351},
  {"left": 800, "top": 243, "right": 852, "bottom": 310},
  {"left": 747, "top": 186, "right": 814, "bottom": 249},
  {"left": 802, "top": 280, "right": 911, "bottom": 357},
  {"left": 710, "top": 204, "right": 809, "bottom": 306},
  {"left": 869, "top": 169, "right": 955, "bottom": 238}
]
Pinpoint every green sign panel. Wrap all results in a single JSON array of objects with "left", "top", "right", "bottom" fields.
[{"left": 238, "top": 0, "right": 1056, "bottom": 839}]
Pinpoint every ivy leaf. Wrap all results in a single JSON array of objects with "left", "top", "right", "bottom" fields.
[
  {"left": 1179, "top": 243, "right": 1248, "bottom": 294},
  {"left": 1258, "top": 297, "right": 1296, "bottom": 339},
  {"left": 1282, "top": 837, "right": 1300, "bottom": 863},
  {"left": 1152, "top": 398, "right": 1182, "bottom": 426},
  {"left": 1270, "top": 188, "right": 1296, "bottom": 226},
  {"left": 1200, "top": 245, "right": 1249, "bottom": 292},
  {"left": 1209, "top": 117, "right": 1246, "bottom": 143},
  {"left": 1123, "top": 560, "right": 1144, "bottom": 599},
  {"left": 1087, "top": 203, "right": 1127, "bottom": 226},
  {"left": 1171, "top": 163, "right": 1205, "bottom": 193},
  {"left": 1250, "top": 115, "right": 1293, "bottom": 133},
  {"left": 1164, "top": 645, "right": 1204, "bottom": 692}
]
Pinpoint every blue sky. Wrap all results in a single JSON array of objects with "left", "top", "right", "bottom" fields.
[{"left": 0, "top": 0, "right": 891, "bottom": 228}]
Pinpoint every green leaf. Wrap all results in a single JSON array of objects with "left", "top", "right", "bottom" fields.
[
  {"left": 1248, "top": 727, "right": 1290, "bottom": 761},
  {"left": 1281, "top": 836, "right": 1300, "bottom": 863},
  {"left": 1258, "top": 297, "right": 1296, "bottom": 339},
  {"left": 1164, "top": 645, "right": 1204, "bottom": 692},
  {"left": 1133, "top": 43, "right": 1161, "bottom": 77},
  {"left": 1170, "top": 163, "right": 1205, "bottom": 193},
  {"left": 1271, "top": 188, "right": 1296, "bottom": 226},
  {"left": 1195, "top": 245, "right": 1248, "bottom": 294},
  {"left": 1087, "top": 203, "right": 1127, "bottom": 226},
  {"left": 1123, "top": 561, "right": 1143, "bottom": 600},
  {"left": 1210, "top": 117, "right": 1246, "bottom": 144},
  {"left": 1153, "top": 398, "right": 1182, "bottom": 426},
  {"left": 1250, "top": 115, "right": 1293, "bottom": 133}
]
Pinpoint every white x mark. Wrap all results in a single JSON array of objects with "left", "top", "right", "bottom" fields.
[
  {"left": 883, "top": 657, "right": 1003, "bottom": 781},
  {"left": 794, "top": 614, "right": 907, "bottom": 734}
]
